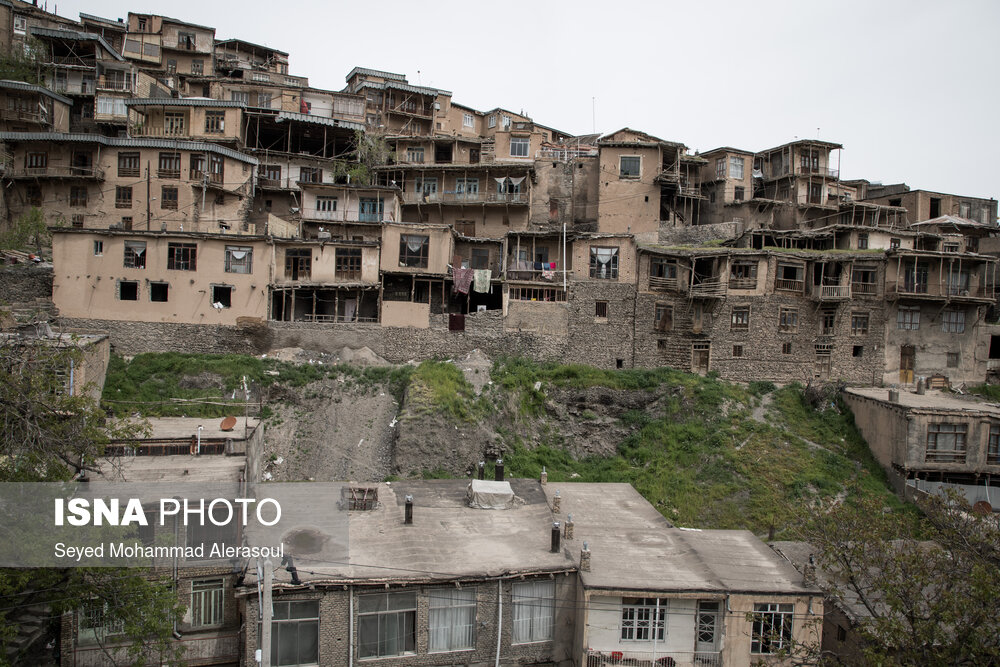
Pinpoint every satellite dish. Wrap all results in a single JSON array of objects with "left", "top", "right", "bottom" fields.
[
  {"left": 220, "top": 416, "right": 237, "bottom": 432},
  {"left": 973, "top": 500, "right": 993, "bottom": 515}
]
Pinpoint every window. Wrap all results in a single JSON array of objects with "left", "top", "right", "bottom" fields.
[
  {"left": 429, "top": 588, "right": 475, "bottom": 652},
  {"left": 270, "top": 600, "right": 319, "bottom": 667},
  {"left": 501, "top": 115, "right": 511, "bottom": 130},
  {"left": 512, "top": 581, "right": 554, "bottom": 644},
  {"left": 299, "top": 167, "right": 321, "bottom": 183},
  {"left": 225, "top": 246, "right": 252, "bottom": 274},
  {"left": 731, "top": 306, "right": 750, "bottom": 330},
  {"left": 751, "top": 603, "right": 793, "bottom": 654},
  {"left": 926, "top": 423, "right": 968, "bottom": 463},
  {"left": 471, "top": 248, "right": 489, "bottom": 270},
  {"left": 821, "top": 310, "right": 836, "bottom": 335},
  {"left": 26, "top": 152, "right": 47, "bottom": 169},
  {"left": 619, "top": 156, "right": 640, "bottom": 179},
  {"left": 590, "top": 247, "right": 619, "bottom": 279},
  {"left": 729, "top": 156, "right": 745, "bottom": 180},
  {"left": 190, "top": 579, "right": 223, "bottom": 628},
  {"left": 285, "top": 248, "right": 311, "bottom": 280},
  {"left": 230, "top": 91, "right": 249, "bottom": 105},
  {"left": 161, "top": 186, "right": 178, "bottom": 210},
  {"left": 137, "top": 17, "right": 147, "bottom": 31},
  {"left": 858, "top": 233, "right": 869, "bottom": 250},
  {"left": 947, "top": 352, "right": 959, "bottom": 368},
  {"left": 96, "top": 96, "right": 127, "bottom": 117},
  {"left": 150, "top": 282, "right": 168, "bottom": 302},
  {"left": 890, "top": 237, "right": 901, "bottom": 250},
  {"left": 115, "top": 186, "right": 133, "bottom": 208},
  {"left": 800, "top": 149, "right": 819, "bottom": 173},
  {"left": 897, "top": 305, "right": 920, "bottom": 330},
  {"left": 205, "top": 110, "right": 225, "bottom": 133},
  {"left": 595, "top": 301, "right": 608, "bottom": 319},
  {"left": 25, "top": 184, "right": 41, "bottom": 207},
  {"left": 70, "top": 186, "right": 87, "bottom": 207},
  {"left": 316, "top": 196, "right": 337, "bottom": 213},
  {"left": 336, "top": 247, "right": 361, "bottom": 279},
  {"left": 406, "top": 146, "right": 425, "bottom": 163},
  {"left": 851, "top": 312, "right": 869, "bottom": 336},
  {"left": 733, "top": 344, "right": 744, "bottom": 358},
  {"left": 654, "top": 303, "right": 672, "bottom": 331},
  {"left": 118, "top": 280, "right": 138, "bottom": 300},
  {"left": 942, "top": 310, "right": 966, "bottom": 333},
  {"left": 488, "top": 115, "right": 496, "bottom": 128},
  {"left": 715, "top": 158, "right": 726, "bottom": 180},
  {"left": 121, "top": 216, "right": 133, "bottom": 230},
  {"left": 262, "top": 164, "right": 281, "bottom": 183},
  {"left": 463, "top": 113, "right": 474, "bottom": 128},
  {"left": 78, "top": 600, "right": 125, "bottom": 645},
  {"left": 359, "top": 591, "right": 416, "bottom": 658},
  {"left": 988, "top": 424, "right": 1000, "bottom": 464},
  {"left": 167, "top": 243, "right": 197, "bottom": 271},
  {"left": 72, "top": 214, "right": 84, "bottom": 228},
  {"left": 620, "top": 597, "right": 666, "bottom": 642},
  {"left": 158, "top": 152, "right": 181, "bottom": 178},
  {"left": 92, "top": 241, "right": 102, "bottom": 255},
  {"left": 399, "top": 234, "right": 429, "bottom": 268},
  {"left": 510, "top": 137, "right": 529, "bottom": 158},
  {"left": 13, "top": 15, "right": 26, "bottom": 35},
  {"left": 650, "top": 258, "right": 677, "bottom": 285},
  {"left": 211, "top": 285, "right": 232, "bottom": 308},
  {"left": 164, "top": 111, "right": 185, "bottom": 136},
  {"left": 258, "top": 92, "right": 272, "bottom": 108},
  {"left": 415, "top": 177, "right": 439, "bottom": 198},
  {"left": 209, "top": 155, "right": 224, "bottom": 184},
  {"left": 943, "top": 243, "right": 960, "bottom": 253},
  {"left": 852, "top": 266, "right": 877, "bottom": 294},
  {"left": 191, "top": 59, "right": 204, "bottom": 75},
  {"left": 455, "top": 178, "right": 479, "bottom": 199},
  {"left": 359, "top": 198, "right": 383, "bottom": 222},
  {"left": 779, "top": 307, "right": 798, "bottom": 333},
  {"left": 729, "top": 261, "right": 757, "bottom": 289},
  {"left": 782, "top": 342, "right": 792, "bottom": 355},
  {"left": 853, "top": 345, "right": 863, "bottom": 357},
  {"left": 734, "top": 186, "right": 745, "bottom": 202}
]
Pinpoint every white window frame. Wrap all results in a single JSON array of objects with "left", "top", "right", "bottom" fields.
[
  {"left": 316, "top": 196, "right": 337, "bottom": 212},
  {"left": 729, "top": 156, "right": 745, "bottom": 180},
  {"left": 501, "top": 115, "right": 511, "bottom": 130},
  {"left": 463, "top": 113, "right": 474, "bottom": 128},
  {"left": 751, "top": 602, "right": 793, "bottom": 654},
  {"left": 620, "top": 597, "right": 667, "bottom": 642},
  {"left": 190, "top": 578, "right": 225, "bottom": 628},
  {"left": 406, "top": 146, "right": 425, "bottom": 163},
  {"left": 13, "top": 15, "right": 26, "bottom": 35},
  {"left": 512, "top": 581, "right": 554, "bottom": 644},
  {"left": 488, "top": 115, "right": 496, "bottom": 128},
  {"left": 510, "top": 137, "right": 529, "bottom": 158},
  {"left": 428, "top": 588, "right": 476, "bottom": 653}
]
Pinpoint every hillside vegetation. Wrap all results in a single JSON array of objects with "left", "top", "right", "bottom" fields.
[{"left": 103, "top": 352, "right": 902, "bottom": 536}]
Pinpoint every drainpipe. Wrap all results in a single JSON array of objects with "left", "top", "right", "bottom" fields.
[
  {"left": 68, "top": 358, "right": 74, "bottom": 396},
  {"left": 495, "top": 579, "right": 502, "bottom": 667},
  {"left": 197, "top": 425, "right": 203, "bottom": 454},
  {"left": 562, "top": 223, "right": 567, "bottom": 291},
  {"left": 349, "top": 586, "right": 354, "bottom": 667}
]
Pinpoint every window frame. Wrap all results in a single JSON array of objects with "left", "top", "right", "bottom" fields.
[
  {"left": 897, "top": 305, "right": 920, "bottom": 330},
  {"left": 512, "top": 581, "right": 555, "bottom": 645},
  {"left": 161, "top": 185, "right": 178, "bottom": 210},
  {"left": 428, "top": 587, "right": 476, "bottom": 653},
  {"left": 269, "top": 600, "right": 319, "bottom": 666},
  {"left": 926, "top": 423, "right": 968, "bottom": 463},
  {"left": 399, "top": 234, "right": 429, "bottom": 269},
  {"left": 167, "top": 242, "right": 198, "bottom": 271},
  {"left": 589, "top": 246, "right": 619, "bottom": 280},
  {"left": 620, "top": 597, "right": 667, "bottom": 642},
  {"left": 728, "top": 156, "right": 745, "bottom": 180},
  {"left": 510, "top": 137, "right": 530, "bottom": 158},
  {"left": 224, "top": 246, "right": 253, "bottom": 274},
  {"left": 358, "top": 591, "right": 417, "bottom": 659},
  {"left": 751, "top": 602, "right": 793, "bottom": 654},
  {"left": 779, "top": 307, "right": 798, "bottom": 333},
  {"left": 123, "top": 241, "right": 146, "bottom": 269},
  {"left": 850, "top": 312, "right": 869, "bottom": 336},
  {"left": 942, "top": 309, "right": 966, "bottom": 333},
  {"left": 204, "top": 110, "right": 225, "bottom": 134},
  {"left": 731, "top": 306, "right": 750, "bottom": 330},
  {"left": 619, "top": 155, "right": 641, "bottom": 179}
]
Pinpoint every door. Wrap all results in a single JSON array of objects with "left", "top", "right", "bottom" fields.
[
  {"left": 695, "top": 601, "right": 721, "bottom": 654},
  {"left": 469, "top": 148, "right": 480, "bottom": 164},
  {"left": 692, "top": 344, "right": 710, "bottom": 375},
  {"left": 900, "top": 345, "right": 915, "bottom": 384}
]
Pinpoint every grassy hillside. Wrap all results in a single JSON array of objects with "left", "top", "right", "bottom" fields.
[{"left": 104, "top": 353, "right": 902, "bottom": 536}]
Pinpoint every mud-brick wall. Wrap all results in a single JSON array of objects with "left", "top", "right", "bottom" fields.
[
  {"left": 57, "top": 318, "right": 272, "bottom": 355},
  {"left": 565, "top": 282, "right": 637, "bottom": 368},
  {"left": 0, "top": 264, "right": 53, "bottom": 304}
]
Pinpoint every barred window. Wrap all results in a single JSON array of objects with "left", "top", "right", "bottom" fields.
[
  {"left": 620, "top": 597, "right": 666, "bottom": 641},
  {"left": 731, "top": 306, "right": 750, "bottom": 330},
  {"left": 751, "top": 603, "right": 793, "bottom": 654},
  {"left": 224, "top": 246, "right": 252, "bottom": 274},
  {"left": 167, "top": 243, "right": 197, "bottom": 271},
  {"left": 897, "top": 306, "right": 920, "bottom": 330},
  {"left": 190, "top": 579, "right": 224, "bottom": 628},
  {"left": 942, "top": 310, "right": 965, "bottom": 333}
]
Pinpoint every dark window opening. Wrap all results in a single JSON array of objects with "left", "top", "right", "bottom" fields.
[
  {"left": 853, "top": 345, "right": 863, "bottom": 358},
  {"left": 595, "top": 301, "right": 608, "bottom": 318},
  {"left": 118, "top": 281, "right": 138, "bottom": 300},
  {"left": 212, "top": 285, "right": 232, "bottom": 308},
  {"left": 150, "top": 282, "right": 168, "bottom": 302}
]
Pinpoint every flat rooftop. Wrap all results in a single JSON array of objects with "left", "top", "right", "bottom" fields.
[
  {"left": 97, "top": 454, "right": 246, "bottom": 482},
  {"left": 552, "top": 483, "right": 814, "bottom": 595},
  {"left": 131, "top": 416, "right": 259, "bottom": 440},
  {"left": 845, "top": 387, "right": 1000, "bottom": 416}
]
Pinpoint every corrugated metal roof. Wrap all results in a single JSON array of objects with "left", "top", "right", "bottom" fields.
[
  {"left": 79, "top": 13, "right": 127, "bottom": 29},
  {"left": 0, "top": 132, "right": 258, "bottom": 164},
  {"left": 214, "top": 38, "right": 288, "bottom": 57},
  {"left": 354, "top": 80, "right": 450, "bottom": 97},
  {"left": 274, "top": 111, "right": 364, "bottom": 132},
  {"left": 0, "top": 80, "right": 72, "bottom": 106},
  {"left": 126, "top": 97, "right": 245, "bottom": 108},
  {"left": 29, "top": 26, "right": 125, "bottom": 62},
  {"left": 346, "top": 67, "right": 407, "bottom": 83}
]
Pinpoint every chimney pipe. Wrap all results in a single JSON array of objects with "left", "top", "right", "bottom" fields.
[
  {"left": 552, "top": 490, "right": 561, "bottom": 514},
  {"left": 564, "top": 513, "right": 574, "bottom": 540},
  {"left": 478, "top": 461, "right": 485, "bottom": 480},
  {"left": 404, "top": 495, "right": 413, "bottom": 525},
  {"left": 495, "top": 458, "right": 504, "bottom": 482},
  {"left": 540, "top": 466, "right": 548, "bottom": 485},
  {"left": 551, "top": 521, "right": 561, "bottom": 553},
  {"left": 580, "top": 541, "right": 591, "bottom": 571}
]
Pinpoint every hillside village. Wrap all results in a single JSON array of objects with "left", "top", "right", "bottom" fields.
[{"left": 0, "top": 0, "right": 999, "bottom": 665}]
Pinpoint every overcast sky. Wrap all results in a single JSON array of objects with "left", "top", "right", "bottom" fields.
[{"left": 52, "top": 0, "right": 1000, "bottom": 202}]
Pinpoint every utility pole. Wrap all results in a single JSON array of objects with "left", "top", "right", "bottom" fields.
[
  {"left": 260, "top": 558, "right": 273, "bottom": 666},
  {"left": 145, "top": 161, "right": 151, "bottom": 230}
]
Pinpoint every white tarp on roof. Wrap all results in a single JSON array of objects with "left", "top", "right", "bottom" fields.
[{"left": 467, "top": 479, "right": 514, "bottom": 510}]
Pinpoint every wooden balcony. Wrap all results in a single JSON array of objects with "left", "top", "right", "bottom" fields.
[
  {"left": 775, "top": 278, "right": 805, "bottom": 293},
  {"left": 815, "top": 284, "right": 852, "bottom": 300},
  {"left": 689, "top": 278, "right": 726, "bottom": 298},
  {"left": 648, "top": 275, "right": 680, "bottom": 291},
  {"left": 6, "top": 166, "right": 105, "bottom": 180}
]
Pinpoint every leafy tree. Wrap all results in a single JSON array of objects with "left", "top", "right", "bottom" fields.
[
  {"left": 0, "top": 337, "right": 183, "bottom": 665},
  {"left": 789, "top": 485, "right": 1000, "bottom": 666},
  {"left": 0, "top": 39, "right": 45, "bottom": 85},
  {"left": 351, "top": 129, "right": 395, "bottom": 185},
  {"left": 0, "top": 208, "right": 50, "bottom": 255}
]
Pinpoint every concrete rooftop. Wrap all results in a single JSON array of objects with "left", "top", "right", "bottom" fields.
[
  {"left": 131, "top": 416, "right": 259, "bottom": 440},
  {"left": 97, "top": 454, "right": 246, "bottom": 482},
  {"left": 845, "top": 387, "right": 1000, "bottom": 416}
]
